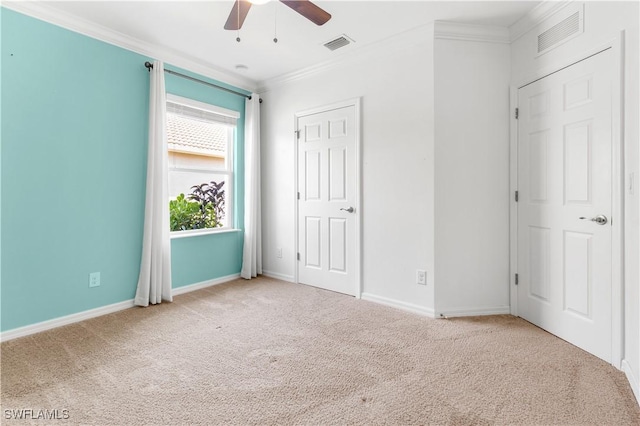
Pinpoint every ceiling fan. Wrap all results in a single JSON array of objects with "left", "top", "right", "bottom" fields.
[{"left": 224, "top": 0, "right": 332, "bottom": 30}]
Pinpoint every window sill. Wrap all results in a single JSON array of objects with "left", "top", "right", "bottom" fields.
[{"left": 170, "top": 228, "right": 241, "bottom": 240}]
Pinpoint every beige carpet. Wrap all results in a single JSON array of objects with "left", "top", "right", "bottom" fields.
[{"left": 1, "top": 277, "right": 638, "bottom": 425}]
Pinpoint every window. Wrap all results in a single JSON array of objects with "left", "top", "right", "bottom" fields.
[{"left": 166, "top": 94, "right": 239, "bottom": 234}]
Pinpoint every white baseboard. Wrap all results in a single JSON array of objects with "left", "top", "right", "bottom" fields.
[
  {"left": 171, "top": 273, "right": 240, "bottom": 296},
  {"left": 361, "top": 293, "right": 436, "bottom": 318},
  {"left": 0, "top": 299, "right": 136, "bottom": 343},
  {"left": 261, "top": 270, "right": 295, "bottom": 283},
  {"left": 622, "top": 359, "right": 640, "bottom": 405},
  {"left": 436, "top": 306, "right": 512, "bottom": 318},
  {"left": 0, "top": 273, "right": 242, "bottom": 342}
]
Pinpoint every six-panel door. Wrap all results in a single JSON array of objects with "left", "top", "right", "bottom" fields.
[
  {"left": 517, "top": 49, "right": 613, "bottom": 362},
  {"left": 297, "top": 105, "right": 356, "bottom": 296}
]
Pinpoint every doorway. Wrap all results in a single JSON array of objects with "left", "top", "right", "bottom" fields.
[
  {"left": 295, "top": 99, "right": 361, "bottom": 296},
  {"left": 516, "top": 48, "right": 617, "bottom": 363}
]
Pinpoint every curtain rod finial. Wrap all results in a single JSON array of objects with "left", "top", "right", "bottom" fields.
[{"left": 144, "top": 61, "right": 153, "bottom": 71}]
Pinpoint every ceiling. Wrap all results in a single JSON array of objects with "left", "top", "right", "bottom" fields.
[{"left": 20, "top": 1, "right": 540, "bottom": 87}]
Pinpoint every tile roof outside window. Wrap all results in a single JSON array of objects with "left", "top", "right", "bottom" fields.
[{"left": 167, "top": 113, "right": 227, "bottom": 157}]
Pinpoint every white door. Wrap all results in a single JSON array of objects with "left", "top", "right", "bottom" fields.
[
  {"left": 517, "top": 49, "right": 613, "bottom": 362},
  {"left": 297, "top": 104, "right": 357, "bottom": 296}
]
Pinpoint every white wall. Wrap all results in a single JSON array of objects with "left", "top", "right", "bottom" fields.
[
  {"left": 433, "top": 36, "right": 511, "bottom": 315},
  {"left": 260, "top": 22, "right": 513, "bottom": 317},
  {"left": 260, "top": 26, "right": 436, "bottom": 313},
  {"left": 510, "top": 1, "right": 640, "bottom": 401}
]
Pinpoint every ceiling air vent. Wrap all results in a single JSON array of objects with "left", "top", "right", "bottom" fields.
[
  {"left": 537, "top": 7, "right": 583, "bottom": 55},
  {"left": 324, "top": 35, "right": 354, "bottom": 51}
]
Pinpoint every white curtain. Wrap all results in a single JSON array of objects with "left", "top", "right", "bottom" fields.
[
  {"left": 135, "top": 60, "right": 173, "bottom": 306},
  {"left": 241, "top": 94, "right": 262, "bottom": 279}
]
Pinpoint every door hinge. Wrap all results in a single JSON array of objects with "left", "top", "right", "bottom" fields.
[
  {"left": 515, "top": 273, "right": 519, "bottom": 285},
  {"left": 515, "top": 190, "right": 519, "bottom": 202},
  {"left": 295, "top": 129, "right": 300, "bottom": 139},
  {"left": 297, "top": 252, "right": 300, "bottom": 261},
  {"left": 297, "top": 191, "right": 300, "bottom": 200},
  {"left": 515, "top": 108, "right": 519, "bottom": 119}
]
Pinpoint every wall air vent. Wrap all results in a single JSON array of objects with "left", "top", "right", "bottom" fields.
[
  {"left": 323, "top": 35, "right": 354, "bottom": 51},
  {"left": 537, "top": 6, "right": 583, "bottom": 56}
]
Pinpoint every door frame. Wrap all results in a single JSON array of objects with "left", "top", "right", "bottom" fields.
[
  {"left": 509, "top": 33, "right": 625, "bottom": 368},
  {"left": 293, "top": 98, "right": 362, "bottom": 298}
]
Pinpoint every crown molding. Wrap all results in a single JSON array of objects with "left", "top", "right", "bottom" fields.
[
  {"left": 258, "top": 23, "right": 434, "bottom": 93},
  {"left": 509, "top": 0, "right": 574, "bottom": 42},
  {"left": 2, "top": 1, "right": 258, "bottom": 93},
  {"left": 434, "top": 21, "right": 510, "bottom": 44},
  {"left": 258, "top": 20, "right": 511, "bottom": 93}
]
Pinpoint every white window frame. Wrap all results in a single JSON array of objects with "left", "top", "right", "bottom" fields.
[{"left": 166, "top": 93, "right": 239, "bottom": 238}]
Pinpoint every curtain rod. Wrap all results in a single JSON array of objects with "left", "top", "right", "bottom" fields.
[{"left": 144, "top": 61, "right": 261, "bottom": 103}]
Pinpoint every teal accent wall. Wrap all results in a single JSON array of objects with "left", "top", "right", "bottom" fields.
[
  {"left": 0, "top": 9, "right": 248, "bottom": 332},
  {"left": 171, "top": 232, "right": 242, "bottom": 287}
]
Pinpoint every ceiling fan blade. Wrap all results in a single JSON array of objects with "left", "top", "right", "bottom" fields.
[
  {"left": 279, "top": 0, "right": 331, "bottom": 26},
  {"left": 224, "top": 0, "right": 252, "bottom": 30}
]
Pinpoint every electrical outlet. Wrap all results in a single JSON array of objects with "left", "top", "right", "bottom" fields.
[
  {"left": 89, "top": 272, "right": 101, "bottom": 288},
  {"left": 416, "top": 270, "right": 426, "bottom": 285},
  {"left": 276, "top": 248, "right": 283, "bottom": 259}
]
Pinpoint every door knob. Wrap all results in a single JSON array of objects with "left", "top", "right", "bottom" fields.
[
  {"left": 340, "top": 207, "right": 355, "bottom": 213},
  {"left": 579, "top": 214, "right": 608, "bottom": 225}
]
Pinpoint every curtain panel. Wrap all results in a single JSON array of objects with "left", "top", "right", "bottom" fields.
[
  {"left": 135, "top": 60, "right": 173, "bottom": 306},
  {"left": 241, "top": 94, "right": 262, "bottom": 279}
]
